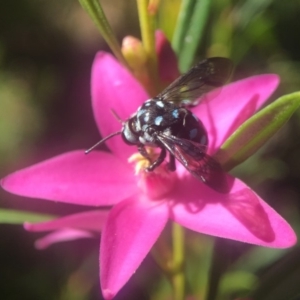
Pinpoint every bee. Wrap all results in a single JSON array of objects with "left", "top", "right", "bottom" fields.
[{"left": 86, "top": 57, "right": 233, "bottom": 193}]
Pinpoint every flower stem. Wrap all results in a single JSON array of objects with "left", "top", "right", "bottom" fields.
[
  {"left": 151, "top": 233, "right": 173, "bottom": 273},
  {"left": 151, "top": 223, "right": 185, "bottom": 300},
  {"left": 205, "top": 238, "right": 229, "bottom": 300},
  {"left": 136, "top": 0, "right": 159, "bottom": 94},
  {"left": 136, "top": 0, "right": 157, "bottom": 65},
  {"left": 172, "top": 222, "right": 185, "bottom": 300},
  {"left": 78, "top": 0, "right": 129, "bottom": 68}
]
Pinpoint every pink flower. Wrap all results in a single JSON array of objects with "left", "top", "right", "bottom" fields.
[
  {"left": 1, "top": 32, "right": 296, "bottom": 299},
  {"left": 24, "top": 210, "right": 109, "bottom": 249}
]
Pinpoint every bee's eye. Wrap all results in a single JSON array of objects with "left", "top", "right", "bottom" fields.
[
  {"left": 129, "top": 118, "right": 138, "bottom": 133},
  {"left": 122, "top": 119, "right": 139, "bottom": 145}
]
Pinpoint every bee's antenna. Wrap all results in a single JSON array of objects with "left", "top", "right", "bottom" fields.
[
  {"left": 110, "top": 109, "right": 123, "bottom": 124},
  {"left": 85, "top": 131, "right": 122, "bottom": 154}
]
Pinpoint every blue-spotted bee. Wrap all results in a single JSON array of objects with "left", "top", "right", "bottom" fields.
[{"left": 86, "top": 58, "right": 233, "bottom": 193}]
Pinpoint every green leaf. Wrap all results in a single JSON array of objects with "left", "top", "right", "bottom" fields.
[
  {"left": 0, "top": 209, "right": 55, "bottom": 224},
  {"left": 172, "top": 0, "right": 211, "bottom": 72},
  {"left": 219, "top": 271, "right": 257, "bottom": 297},
  {"left": 215, "top": 92, "right": 300, "bottom": 171},
  {"left": 233, "top": 247, "right": 289, "bottom": 273},
  {"left": 172, "top": 0, "right": 195, "bottom": 55},
  {"left": 78, "top": 0, "right": 129, "bottom": 68},
  {"left": 235, "top": 0, "right": 273, "bottom": 31},
  {"left": 250, "top": 248, "right": 300, "bottom": 300}
]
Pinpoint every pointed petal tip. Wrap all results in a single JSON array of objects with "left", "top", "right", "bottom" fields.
[
  {"left": 100, "top": 196, "right": 168, "bottom": 299},
  {"left": 34, "top": 229, "right": 94, "bottom": 250},
  {"left": 23, "top": 222, "right": 32, "bottom": 231},
  {"left": 0, "top": 151, "right": 136, "bottom": 206},
  {"left": 1, "top": 173, "right": 24, "bottom": 196},
  {"left": 259, "top": 73, "right": 280, "bottom": 90},
  {"left": 171, "top": 177, "right": 297, "bottom": 248},
  {"left": 35, "top": 240, "right": 48, "bottom": 250},
  {"left": 102, "top": 289, "right": 115, "bottom": 300},
  {"left": 94, "top": 51, "right": 111, "bottom": 60},
  {"left": 274, "top": 222, "right": 297, "bottom": 249}
]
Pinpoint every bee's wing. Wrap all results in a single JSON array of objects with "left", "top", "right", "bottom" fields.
[
  {"left": 156, "top": 133, "right": 229, "bottom": 193},
  {"left": 156, "top": 57, "right": 233, "bottom": 106}
]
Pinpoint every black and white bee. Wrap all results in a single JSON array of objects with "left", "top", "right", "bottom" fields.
[{"left": 86, "top": 57, "right": 233, "bottom": 193}]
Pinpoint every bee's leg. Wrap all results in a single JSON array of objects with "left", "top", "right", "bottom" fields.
[
  {"left": 146, "top": 148, "right": 166, "bottom": 172},
  {"left": 168, "top": 154, "right": 176, "bottom": 172}
]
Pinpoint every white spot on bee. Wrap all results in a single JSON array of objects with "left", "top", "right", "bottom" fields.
[
  {"left": 144, "top": 100, "right": 152, "bottom": 107},
  {"left": 172, "top": 109, "right": 179, "bottom": 118},
  {"left": 156, "top": 101, "right": 164, "bottom": 108},
  {"left": 154, "top": 116, "right": 163, "bottom": 126},
  {"left": 135, "top": 121, "right": 141, "bottom": 131},
  {"left": 189, "top": 129, "right": 198, "bottom": 139},
  {"left": 200, "top": 135, "right": 207, "bottom": 145},
  {"left": 137, "top": 108, "right": 146, "bottom": 118},
  {"left": 143, "top": 112, "right": 150, "bottom": 122}
]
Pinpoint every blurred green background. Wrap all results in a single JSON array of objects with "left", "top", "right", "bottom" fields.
[{"left": 1, "top": 0, "right": 300, "bottom": 299}]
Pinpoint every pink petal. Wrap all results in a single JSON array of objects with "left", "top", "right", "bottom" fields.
[
  {"left": 1, "top": 151, "right": 137, "bottom": 206},
  {"left": 170, "top": 175, "right": 296, "bottom": 248},
  {"left": 193, "top": 74, "right": 280, "bottom": 153},
  {"left": 91, "top": 52, "right": 149, "bottom": 161},
  {"left": 24, "top": 210, "right": 109, "bottom": 232},
  {"left": 155, "top": 30, "right": 180, "bottom": 84},
  {"left": 100, "top": 195, "right": 168, "bottom": 299},
  {"left": 34, "top": 229, "right": 94, "bottom": 249}
]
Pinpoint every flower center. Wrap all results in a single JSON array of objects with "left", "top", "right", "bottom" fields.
[{"left": 128, "top": 148, "right": 177, "bottom": 199}]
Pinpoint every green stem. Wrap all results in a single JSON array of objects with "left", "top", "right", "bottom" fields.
[
  {"left": 78, "top": 0, "right": 129, "bottom": 68},
  {"left": 205, "top": 238, "right": 229, "bottom": 300},
  {"left": 137, "top": 0, "right": 156, "bottom": 57},
  {"left": 0, "top": 209, "right": 55, "bottom": 224},
  {"left": 136, "top": 0, "right": 159, "bottom": 94},
  {"left": 151, "top": 223, "right": 185, "bottom": 300},
  {"left": 151, "top": 233, "right": 173, "bottom": 273},
  {"left": 172, "top": 222, "right": 185, "bottom": 300}
]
